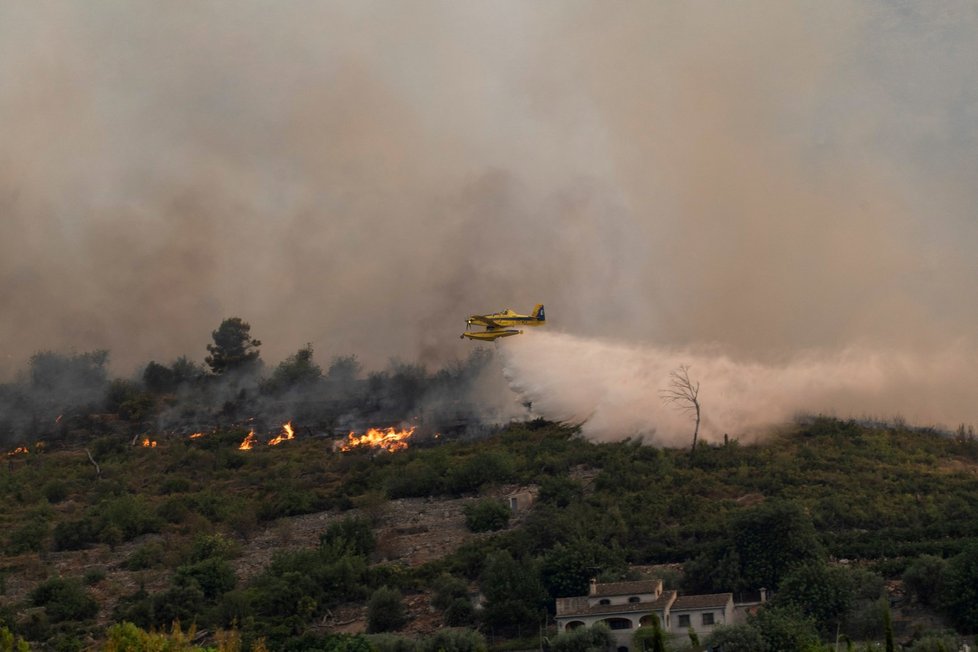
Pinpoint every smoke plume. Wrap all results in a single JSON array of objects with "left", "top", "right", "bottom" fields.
[
  {"left": 2, "top": 3, "right": 978, "bottom": 438},
  {"left": 502, "top": 332, "right": 978, "bottom": 444}
]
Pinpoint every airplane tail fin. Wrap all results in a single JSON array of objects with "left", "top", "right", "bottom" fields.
[{"left": 532, "top": 304, "right": 545, "bottom": 322}]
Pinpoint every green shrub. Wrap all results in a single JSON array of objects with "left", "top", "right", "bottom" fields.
[
  {"left": 29, "top": 578, "right": 99, "bottom": 623},
  {"left": 431, "top": 573, "right": 468, "bottom": 611},
  {"left": 366, "top": 586, "right": 407, "bottom": 633},
  {"left": 445, "top": 452, "right": 516, "bottom": 495},
  {"left": 906, "top": 632, "right": 967, "bottom": 652},
  {"left": 159, "top": 476, "right": 191, "bottom": 494},
  {"left": 903, "top": 555, "right": 946, "bottom": 606},
  {"left": 174, "top": 557, "right": 237, "bottom": 600},
  {"left": 368, "top": 633, "right": 420, "bottom": 652},
  {"left": 123, "top": 542, "right": 166, "bottom": 571},
  {"left": 186, "top": 533, "right": 238, "bottom": 563},
  {"left": 320, "top": 516, "right": 375, "bottom": 557},
  {"left": 443, "top": 598, "right": 476, "bottom": 627},
  {"left": 42, "top": 480, "right": 70, "bottom": 503},
  {"left": 705, "top": 624, "right": 769, "bottom": 652},
  {"left": 151, "top": 583, "right": 206, "bottom": 629},
  {"left": 549, "top": 624, "right": 613, "bottom": 652},
  {"left": 940, "top": 542, "right": 978, "bottom": 633},
  {"left": 0, "top": 625, "right": 31, "bottom": 652},
  {"left": 52, "top": 518, "right": 99, "bottom": 551},
  {"left": 97, "top": 495, "right": 163, "bottom": 542},
  {"left": 421, "top": 628, "right": 487, "bottom": 652},
  {"left": 463, "top": 499, "right": 510, "bottom": 533},
  {"left": 6, "top": 518, "right": 48, "bottom": 554}
]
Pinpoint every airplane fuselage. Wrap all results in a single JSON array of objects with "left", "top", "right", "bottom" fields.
[{"left": 461, "top": 304, "right": 545, "bottom": 341}]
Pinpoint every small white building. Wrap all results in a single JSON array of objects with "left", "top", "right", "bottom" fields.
[{"left": 554, "top": 579, "right": 734, "bottom": 651}]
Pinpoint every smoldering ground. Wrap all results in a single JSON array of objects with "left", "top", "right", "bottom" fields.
[{"left": 2, "top": 3, "right": 978, "bottom": 441}]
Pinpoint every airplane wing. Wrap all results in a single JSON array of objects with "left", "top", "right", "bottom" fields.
[{"left": 467, "top": 315, "right": 502, "bottom": 328}]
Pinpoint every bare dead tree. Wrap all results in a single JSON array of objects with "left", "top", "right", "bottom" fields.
[
  {"left": 659, "top": 364, "right": 701, "bottom": 451},
  {"left": 85, "top": 448, "right": 101, "bottom": 479}
]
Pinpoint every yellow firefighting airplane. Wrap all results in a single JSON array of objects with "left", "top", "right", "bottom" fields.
[{"left": 461, "top": 304, "right": 546, "bottom": 341}]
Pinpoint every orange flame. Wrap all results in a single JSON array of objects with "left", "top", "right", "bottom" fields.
[
  {"left": 268, "top": 421, "right": 295, "bottom": 446},
  {"left": 142, "top": 437, "right": 157, "bottom": 448},
  {"left": 189, "top": 432, "right": 206, "bottom": 440},
  {"left": 239, "top": 430, "right": 258, "bottom": 451},
  {"left": 6, "top": 446, "right": 28, "bottom": 457},
  {"left": 340, "top": 426, "right": 416, "bottom": 453}
]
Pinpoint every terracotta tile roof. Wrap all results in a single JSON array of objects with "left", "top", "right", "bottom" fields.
[
  {"left": 555, "top": 597, "right": 589, "bottom": 615},
  {"left": 671, "top": 593, "right": 733, "bottom": 610},
  {"left": 591, "top": 580, "right": 660, "bottom": 597},
  {"left": 556, "top": 591, "right": 677, "bottom": 617}
]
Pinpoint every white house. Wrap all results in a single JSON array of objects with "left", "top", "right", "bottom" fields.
[{"left": 554, "top": 579, "right": 734, "bottom": 651}]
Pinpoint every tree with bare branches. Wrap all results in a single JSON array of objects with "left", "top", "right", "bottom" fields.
[{"left": 659, "top": 364, "right": 701, "bottom": 451}]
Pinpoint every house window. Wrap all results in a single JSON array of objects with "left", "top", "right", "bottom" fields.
[
  {"left": 599, "top": 599, "right": 611, "bottom": 605},
  {"left": 628, "top": 596, "right": 641, "bottom": 603},
  {"left": 678, "top": 614, "right": 690, "bottom": 628},
  {"left": 702, "top": 613, "right": 715, "bottom": 626},
  {"left": 605, "top": 618, "right": 632, "bottom": 630}
]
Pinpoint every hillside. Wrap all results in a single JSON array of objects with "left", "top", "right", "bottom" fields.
[{"left": 2, "top": 417, "right": 978, "bottom": 650}]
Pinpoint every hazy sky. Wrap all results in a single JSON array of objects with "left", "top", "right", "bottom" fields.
[{"left": 2, "top": 2, "right": 977, "bottom": 434}]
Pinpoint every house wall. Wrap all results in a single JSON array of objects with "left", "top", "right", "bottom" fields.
[
  {"left": 556, "top": 613, "right": 667, "bottom": 652},
  {"left": 556, "top": 610, "right": 667, "bottom": 633},
  {"left": 668, "top": 601, "right": 734, "bottom": 637}
]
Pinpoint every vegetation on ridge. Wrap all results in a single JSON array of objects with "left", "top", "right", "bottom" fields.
[
  {"left": 0, "top": 321, "right": 977, "bottom": 649},
  {"left": 0, "top": 416, "right": 976, "bottom": 649}
]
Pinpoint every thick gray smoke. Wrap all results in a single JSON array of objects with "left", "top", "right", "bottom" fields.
[
  {"left": 502, "top": 332, "right": 978, "bottom": 444},
  {"left": 2, "top": 3, "right": 978, "bottom": 438}
]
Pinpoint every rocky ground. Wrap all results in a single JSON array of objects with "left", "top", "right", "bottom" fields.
[{"left": 0, "top": 486, "right": 537, "bottom": 635}]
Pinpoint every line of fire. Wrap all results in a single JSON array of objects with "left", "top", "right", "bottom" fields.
[{"left": 0, "top": 323, "right": 515, "bottom": 462}]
